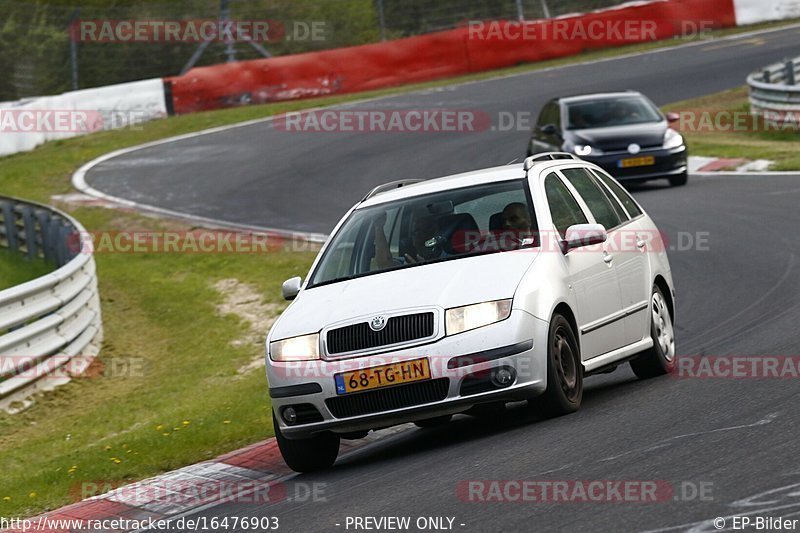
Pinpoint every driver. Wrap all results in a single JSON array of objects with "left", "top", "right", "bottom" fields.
[{"left": 374, "top": 212, "right": 443, "bottom": 269}]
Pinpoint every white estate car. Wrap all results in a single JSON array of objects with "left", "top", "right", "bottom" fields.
[{"left": 265, "top": 153, "right": 677, "bottom": 472}]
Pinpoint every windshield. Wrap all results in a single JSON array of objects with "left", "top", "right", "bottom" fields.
[
  {"left": 566, "top": 96, "right": 663, "bottom": 130},
  {"left": 308, "top": 179, "right": 537, "bottom": 287}
]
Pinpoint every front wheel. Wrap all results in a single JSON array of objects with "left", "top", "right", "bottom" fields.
[
  {"left": 273, "top": 412, "right": 340, "bottom": 472},
  {"left": 630, "top": 286, "right": 676, "bottom": 379},
  {"left": 669, "top": 171, "right": 688, "bottom": 187},
  {"left": 528, "top": 314, "right": 583, "bottom": 417}
]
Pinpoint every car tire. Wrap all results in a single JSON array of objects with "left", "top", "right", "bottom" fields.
[
  {"left": 273, "top": 411, "right": 340, "bottom": 472},
  {"left": 413, "top": 414, "right": 453, "bottom": 428},
  {"left": 630, "top": 286, "right": 676, "bottom": 379},
  {"left": 669, "top": 171, "right": 688, "bottom": 187},
  {"left": 528, "top": 314, "right": 583, "bottom": 417}
]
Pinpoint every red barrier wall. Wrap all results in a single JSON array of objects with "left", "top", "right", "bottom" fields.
[{"left": 167, "top": 0, "right": 736, "bottom": 114}]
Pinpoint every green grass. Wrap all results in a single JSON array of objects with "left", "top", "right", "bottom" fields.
[
  {"left": 1, "top": 19, "right": 798, "bottom": 519},
  {"left": 664, "top": 87, "right": 800, "bottom": 171},
  {"left": 0, "top": 250, "right": 52, "bottom": 290}
]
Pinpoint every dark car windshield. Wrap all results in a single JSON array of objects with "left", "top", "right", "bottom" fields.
[
  {"left": 566, "top": 96, "right": 663, "bottom": 130},
  {"left": 308, "top": 180, "right": 537, "bottom": 288}
]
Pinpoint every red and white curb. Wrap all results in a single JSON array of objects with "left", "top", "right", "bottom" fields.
[
  {"left": 4, "top": 426, "right": 410, "bottom": 532},
  {"left": 689, "top": 156, "right": 774, "bottom": 174}
]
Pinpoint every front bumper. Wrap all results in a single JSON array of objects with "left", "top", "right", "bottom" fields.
[
  {"left": 584, "top": 145, "right": 687, "bottom": 181},
  {"left": 266, "top": 309, "right": 549, "bottom": 439}
]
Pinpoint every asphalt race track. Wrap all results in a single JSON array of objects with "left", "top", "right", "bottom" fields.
[
  {"left": 83, "top": 25, "right": 800, "bottom": 533},
  {"left": 85, "top": 25, "right": 800, "bottom": 235},
  {"left": 167, "top": 173, "right": 800, "bottom": 532}
]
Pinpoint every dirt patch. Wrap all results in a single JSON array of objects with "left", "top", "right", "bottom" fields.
[{"left": 212, "top": 278, "right": 282, "bottom": 374}]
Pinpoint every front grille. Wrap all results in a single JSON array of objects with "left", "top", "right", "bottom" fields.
[
  {"left": 326, "top": 312, "right": 435, "bottom": 355},
  {"left": 326, "top": 378, "right": 450, "bottom": 418}
]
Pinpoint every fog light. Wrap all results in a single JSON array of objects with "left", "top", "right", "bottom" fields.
[
  {"left": 490, "top": 367, "right": 515, "bottom": 388},
  {"left": 282, "top": 406, "right": 298, "bottom": 425}
]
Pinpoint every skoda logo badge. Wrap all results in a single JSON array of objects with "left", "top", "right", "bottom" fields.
[
  {"left": 628, "top": 143, "right": 641, "bottom": 155},
  {"left": 370, "top": 316, "right": 387, "bottom": 331}
]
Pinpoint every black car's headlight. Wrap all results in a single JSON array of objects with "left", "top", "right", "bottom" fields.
[
  {"left": 574, "top": 145, "right": 603, "bottom": 156},
  {"left": 663, "top": 129, "right": 684, "bottom": 149}
]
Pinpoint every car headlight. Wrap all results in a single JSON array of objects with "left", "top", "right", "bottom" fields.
[
  {"left": 445, "top": 299, "right": 513, "bottom": 336},
  {"left": 269, "top": 333, "right": 320, "bottom": 362},
  {"left": 663, "top": 128, "right": 684, "bottom": 149},
  {"left": 574, "top": 145, "right": 603, "bottom": 157}
]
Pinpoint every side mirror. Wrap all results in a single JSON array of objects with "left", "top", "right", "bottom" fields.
[
  {"left": 540, "top": 124, "right": 560, "bottom": 136},
  {"left": 282, "top": 276, "right": 302, "bottom": 301},
  {"left": 666, "top": 112, "right": 680, "bottom": 124},
  {"left": 563, "top": 224, "right": 607, "bottom": 251}
]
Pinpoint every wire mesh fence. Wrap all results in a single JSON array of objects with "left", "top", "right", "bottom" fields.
[{"left": 0, "top": 0, "right": 635, "bottom": 101}]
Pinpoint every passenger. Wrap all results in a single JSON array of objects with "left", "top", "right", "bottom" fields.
[
  {"left": 502, "top": 202, "right": 532, "bottom": 232},
  {"left": 497, "top": 202, "right": 534, "bottom": 249}
]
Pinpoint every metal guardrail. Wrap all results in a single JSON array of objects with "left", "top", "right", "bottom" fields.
[
  {"left": 0, "top": 196, "right": 102, "bottom": 411},
  {"left": 748, "top": 57, "right": 800, "bottom": 122}
]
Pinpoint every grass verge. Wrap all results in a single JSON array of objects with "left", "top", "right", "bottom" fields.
[
  {"left": 0, "top": 251, "right": 51, "bottom": 291},
  {"left": 664, "top": 87, "right": 800, "bottom": 171},
  {"left": 0, "top": 20, "right": 797, "bottom": 519}
]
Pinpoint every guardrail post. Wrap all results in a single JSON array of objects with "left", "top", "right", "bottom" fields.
[
  {"left": 762, "top": 68, "right": 771, "bottom": 84},
  {"left": 2, "top": 202, "right": 18, "bottom": 252},
  {"left": 37, "top": 210, "right": 54, "bottom": 263},
  {"left": 786, "top": 59, "right": 796, "bottom": 85},
  {"left": 22, "top": 206, "right": 37, "bottom": 260}
]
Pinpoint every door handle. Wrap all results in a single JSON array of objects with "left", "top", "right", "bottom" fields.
[{"left": 603, "top": 253, "right": 614, "bottom": 264}]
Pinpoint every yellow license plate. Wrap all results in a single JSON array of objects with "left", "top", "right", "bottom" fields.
[
  {"left": 618, "top": 156, "right": 656, "bottom": 168},
  {"left": 334, "top": 358, "right": 431, "bottom": 395}
]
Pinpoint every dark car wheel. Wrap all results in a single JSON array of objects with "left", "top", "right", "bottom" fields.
[
  {"left": 273, "top": 411, "right": 340, "bottom": 472},
  {"left": 669, "top": 171, "right": 688, "bottom": 187},
  {"left": 630, "top": 286, "right": 676, "bottom": 379},
  {"left": 528, "top": 314, "right": 583, "bottom": 417}
]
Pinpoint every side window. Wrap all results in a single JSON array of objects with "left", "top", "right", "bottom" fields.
[
  {"left": 545, "top": 173, "right": 588, "bottom": 238},
  {"left": 537, "top": 102, "right": 559, "bottom": 129},
  {"left": 590, "top": 169, "right": 643, "bottom": 218},
  {"left": 561, "top": 168, "right": 624, "bottom": 230}
]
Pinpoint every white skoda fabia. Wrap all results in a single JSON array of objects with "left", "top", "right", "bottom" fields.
[{"left": 265, "top": 153, "right": 677, "bottom": 472}]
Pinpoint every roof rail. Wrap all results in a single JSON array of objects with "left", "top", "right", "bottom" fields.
[
  {"left": 362, "top": 179, "right": 424, "bottom": 201},
  {"left": 523, "top": 152, "right": 581, "bottom": 171}
]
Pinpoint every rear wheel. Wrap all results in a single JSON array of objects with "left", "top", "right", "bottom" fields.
[
  {"left": 630, "top": 286, "right": 676, "bottom": 379},
  {"left": 669, "top": 171, "right": 688, "bottom": 187},
  {"left": 273, "top": 412, "right": 340, "bottom": 472},
  {"left": 528, "top": 314, "right": 583, "bottom": 417}
]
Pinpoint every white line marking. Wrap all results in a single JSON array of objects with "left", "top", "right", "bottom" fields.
[{"left": 599, "top": 412, "right": 779, "bottom": 462}]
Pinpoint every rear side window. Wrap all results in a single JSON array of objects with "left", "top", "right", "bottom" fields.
[
  {"left": 590, "top": 169, "right": 643, "bottom": 218},
  {"left": 545, "top": 173, "right": 588, "bottom": 238},
  {"left": 561, "top": 168, "right": 624, "bottom": 230}
]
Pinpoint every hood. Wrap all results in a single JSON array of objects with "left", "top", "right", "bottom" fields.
[
  {"left": 269, "top": 249, "right": 539, "bottom": 341},
  {"left": 568, "top": 122, "right": 667, "bottom": 152}
]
